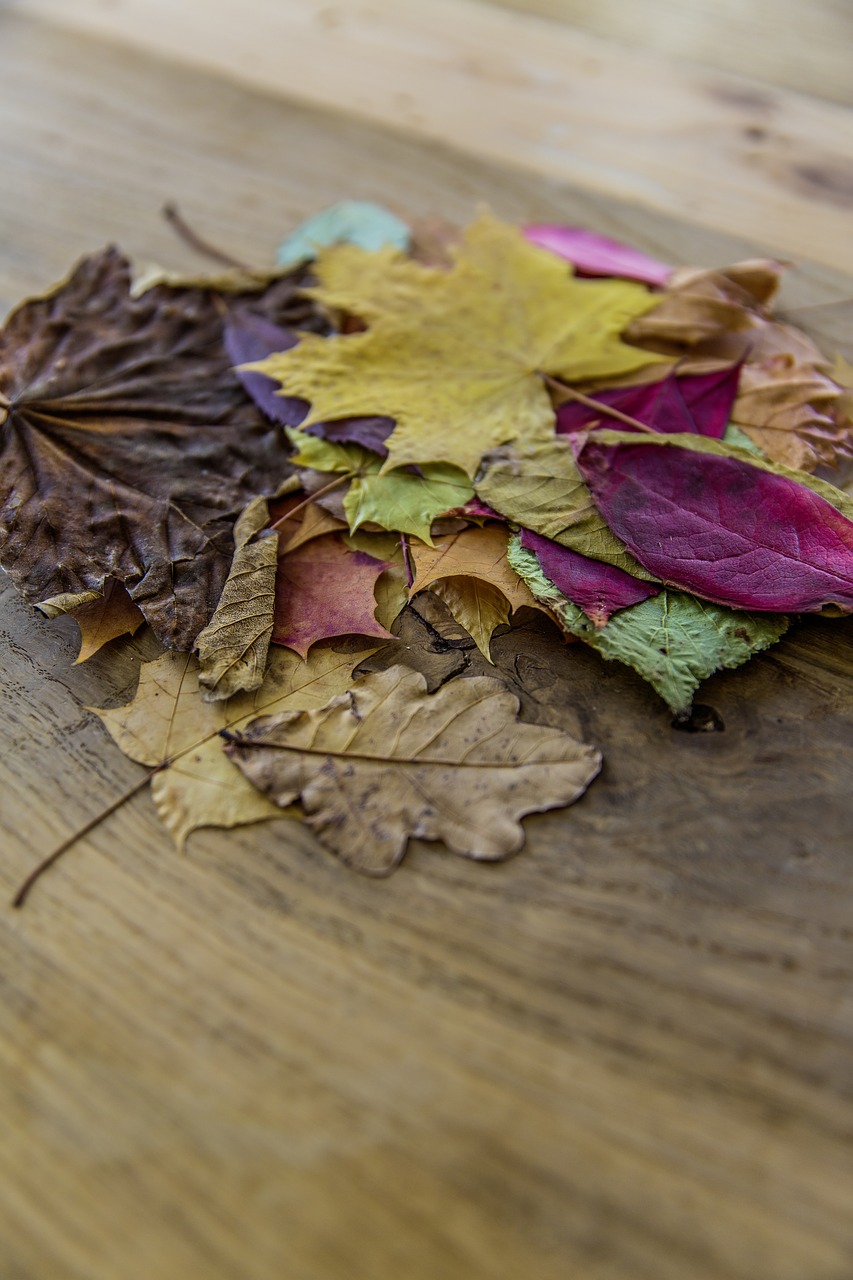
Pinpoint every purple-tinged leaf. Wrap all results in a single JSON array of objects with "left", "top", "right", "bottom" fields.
[
  {"left": 578, "top": 438, "right": 853, "bottom": 613},
  {"left": 520, "top": 528, "right": 658, "bottom": 626},
  {"left": 224, "top": 314, "right": 305, "bottom": 426},
  {"left": 525, "top": 225, "right": 672, "bottom": 287},
  {"left": 556, "top": 366, "right": 739, "bottom": 440},
  {"left": 301, "top": 416, "right": 394, "bottom": 455},
  {"left": 225, "top": 314, "right": 394, "bottom": 453}
]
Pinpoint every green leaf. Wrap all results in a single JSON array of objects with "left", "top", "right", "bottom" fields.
[
  {"left": 277, "top": 201, "right": 411, "bottom": 268},
  {"left": 508, "top": 536, "right": 788, "bottom": 715},
  {"left": 289, "top": 430, "right": 472, "bottom": 544},
  {"left": 476, "top": 437, "right": 657, "bottom": 580}
]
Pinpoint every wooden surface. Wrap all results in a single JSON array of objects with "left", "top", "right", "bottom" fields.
[
  {"left": 2, "top": 10, "right": 853, "bottom": 1280},
  {"left": 18, "top": 0, "right": 853, "bottom": 274},
  {"left": 488, "top": 0, "right": 853, "bottom": 106}
]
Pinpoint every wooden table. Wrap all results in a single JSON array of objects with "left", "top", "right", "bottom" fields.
[{"left": 2, "top": 8, "right": 852, "bottom": 1279}]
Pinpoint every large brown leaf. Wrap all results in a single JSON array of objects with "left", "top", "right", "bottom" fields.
[
  {"left": 0, "top": 249, "right": 319, "bottom": 648},
  {"left": 226, "top": 664, "right": 601, "bottom": 874}
]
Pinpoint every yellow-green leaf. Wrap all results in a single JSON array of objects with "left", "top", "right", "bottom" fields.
[{"left": 258, "top": 214, "right": 663, "bottom": 478}]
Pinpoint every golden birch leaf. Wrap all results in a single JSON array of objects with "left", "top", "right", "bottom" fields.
[
  {"left": 407, "top": 523, "right": 545, "bottom": 660},
  {"left": 195, "top": 495, "right": 280, "bottom": 702},
  {"left": 93, "top": 642, "right": 378, "bottom": 849},
  {"left": 226, "top": 665, "right": 602, "bottom": 875},
  {"left": 257, "top": 214, "right": 663, "bottom": 478},
  {"left": 425, "top": 577, "right": 511, "bottom": 662}
]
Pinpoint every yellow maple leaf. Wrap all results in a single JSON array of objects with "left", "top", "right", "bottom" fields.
[{"left": 256, "top": 214, "right": 664, "bottom": 478}]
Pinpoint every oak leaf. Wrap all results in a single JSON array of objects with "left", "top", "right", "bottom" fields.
[
  {"left": 225, "top": 664, "right": 602, "bottom": 875},
  {"left": 0, "top": 249, "right": 317, "bottom": 649},
  {"left": 94, "top": 642, "right": 377, "bottom": 849},
  {"left": 255, "top": 214, "right": 664, "bottom": 477}
]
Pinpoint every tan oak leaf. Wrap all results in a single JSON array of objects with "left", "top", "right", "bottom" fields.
[{"left": 225, "top": 664, "right": 602, "bottom": 875}]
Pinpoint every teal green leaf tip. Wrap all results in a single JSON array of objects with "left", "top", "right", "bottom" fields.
[{"left": 277, "top": 201, "right": 411, "bottom": 267}]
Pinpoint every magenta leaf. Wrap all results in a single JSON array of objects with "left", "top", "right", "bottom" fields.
[
  {"left": 225, "top": 313, "right": 394, "bottom": 453},
  {"left": 578, "top": 438, "right": 853, "bottom": 613},
  {"left": 556, "top": 366, "right": 739, "bottom": 440},
  {"left": 524, "top": 225, "right": 672, "bottom": 287},
  {"left": 520, "top": 528, "right": 658, "bottom": 626}
]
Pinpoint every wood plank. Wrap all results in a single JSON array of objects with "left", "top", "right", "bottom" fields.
[
  {"left": 485, "top": 0, "right": 853, "bottom": 107},
  {"left": 2, "top": 14, "right": 853, "bottom": 1280},
  {"left": 16, "top": 0, "right": 853, "bottom": 274}
]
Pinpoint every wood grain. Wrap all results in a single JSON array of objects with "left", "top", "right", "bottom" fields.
[
  {"left": 16, "top": 0, "right": 853, "bottom": 274},
  {"left": 486, "top": 0, "right": 853, "bottom": 107},
  {"left": 2, "top": 13, "right": 853, "bottom": 1280}
]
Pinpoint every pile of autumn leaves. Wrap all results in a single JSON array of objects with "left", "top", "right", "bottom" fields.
[{"left": 2, "top": 208, "right": 853, "bottom": 877}]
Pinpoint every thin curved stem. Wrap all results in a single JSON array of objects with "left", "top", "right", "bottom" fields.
[
  {"left": 162, "top": 202, "right": 250, "bottom": 272},
  {"left": 12, "top": 767, "right": 164, "bottom": 908},
  {"left": 541, "top": 374, "right": 658, "bottom": 435},
  {"left": 268, "top": 473, "right": 352, "bottom": 534}
]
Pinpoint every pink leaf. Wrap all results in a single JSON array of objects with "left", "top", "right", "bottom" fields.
[
  {"left": 578, "top": 439, "right": 853, "bottom": 613},
  {"left": 556, "top": 366, "right": 739, "bottom": 439},
  {"left": 273, "top": 533, "right": 394, "bottom": 657},
  {"left": 520, "top": 528, "right": 658, "bottom": 626},
  {"left": 525, "top": 225, "right": 673, "bottom": 287}
]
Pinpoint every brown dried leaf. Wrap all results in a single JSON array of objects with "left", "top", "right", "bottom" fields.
[
  {"left": 70, "top": 580, "right": 145, "bottom": 662},
  {"left": 626, "top": 258, "right": 853, "bottom": 470},
  {"left": 226, "top": 665, "right": 601, "bottom": 875},
  {"left": 94, "top": 641, "right": 377, "bottom": 849},
  {"left": 625, "top": 259, "right": 782, "bottom": 350},
  {"left": 195, "top": 494, "right": 283, "bottom": 701},
  {"left": 0, "top": 249, "right": 320, "bottom": 649}
]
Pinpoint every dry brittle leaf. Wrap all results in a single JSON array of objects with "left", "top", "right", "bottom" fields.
[
  {"left": 226, "top": 664, "right": 601, "bottom": 874},
  {"left": 625, "top": 259, "right": 852, "bottom": 470},
  {"left": 93, "top": 641, "right": 378, "bottom": 849},
  {"left": 70, "top": 580, "right": 145, "bottom": 663},
  {"left": 195, "top": 490, "right": 290, "bottom": 702},
  {"left": 0, "top": 250, "right": 319, "bottom": 648}
]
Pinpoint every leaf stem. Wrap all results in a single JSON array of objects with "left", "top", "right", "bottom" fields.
[
  {"left": 11, "top": 767, "right": 164, "bottom": 908},
  {"left": 541, "top": 374, "right": 658, "bottom": 435},
  {"left": 400, "top": 533, "right": 415, "bottom": 587},
  {"left": 269, "top": 473, "right": 352, "bottom": 534},
  {"left": 162, "top": 202, "right": 251, "bottom": 272}
]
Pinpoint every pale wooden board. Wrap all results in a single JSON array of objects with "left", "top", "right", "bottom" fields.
[
  {"left": 487, "top": 0, "right": 853, "bottom": 107},
  {"left": 2, "top": 13, "right": 853, "bottom": 1280},
  {"left": 16, "top": 0, "right": 853, "bottom": 274}
]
